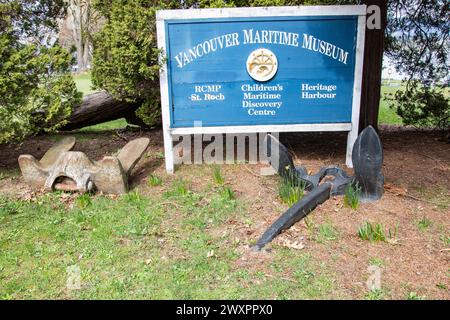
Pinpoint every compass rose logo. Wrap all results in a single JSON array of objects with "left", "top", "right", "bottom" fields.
[{"left": 246, "top": 48, "right": 278, "bottom": 82}]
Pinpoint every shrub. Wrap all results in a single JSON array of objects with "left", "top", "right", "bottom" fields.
[
  {"left": 387, "top": 81, "right": 449, "bottom": 130},
  {"left": 0, "top": 2, "right": 81, "bottom": 144}
]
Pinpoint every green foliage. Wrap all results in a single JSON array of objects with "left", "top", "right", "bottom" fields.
[
  {"left": 91, "top": 0, "right": 353, "bottom": 126},
  {"left": 436, "top": 283, "right": 447, "bottom": 290},
  {"left": 0, "top": 190, "right": 341, "bottom": 299},
  {"left": 386, "top": 1, "right": 449, "bottom": 86},
  {"left": 0, "top": 198, "right": 23, "bottom": 216},
  {"left": 316, "top": 222, "right": 339, "bottom": 243},
  {"left": 212, "top": 166, "right": 225, "bottom": 185},
  {"left": 358, "top": 222, "right": 398, "bottom": 243},
  {"left": 368, "top": 257, "right": 384, "bottom": 267},
  {"left": 0, "top": 1, "right": 81, "bottom": 144},
  {"left": 387, "top": 81, "right": 449, "bottom": 130},
  {"left": 278, "top": 170, "right": 305, "bottom": 206},
  {"left": 407, "top": 292, "right": 425, "bottom": 300},
  {"left": 76, "top": 194, "right": 92, "bottom": 209},
  {"left": 0, "top": 1, "right": 67, "bottom": 37},
  {"left": 124, "top": 190, "right": 144, "bottom": 203},
  {"left": 304, "top": 217, "right": 315, "bottom": 234},
  {"left": 344, "top": 182, "right": 361, "bottom": 210},
  {"left": 440, "top": 234, "right": 450, "bottom": 247},
  {"left": 416, "top": 217, "right": 432, "bottom": 231},
  {"left": 155, "top": 151, "right": 165, "bottom": 159},
  {"left": 164, "top": 179, "right": 189, "bottom": 197},
  {"left": 91, "top": 0, "right": 165, "bottom": 127},
  {"left": 365, "top": 289, "right": 385, "bottom": 300},
  {"left": 147, "top": 174, "right": 163, "bottom": 187},
  {"left": 358, "top": 222, "right": 387, "bottom": 242},
  {"left": 386, "top": 1, "right": 449, "bottom": 130},
  {"left": 220, "top": 186, "right": 235, "bottom": 201}
]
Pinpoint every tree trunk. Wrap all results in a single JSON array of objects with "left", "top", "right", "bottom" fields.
[
  {"left": 359, "top": 0, "right": 388, "bottom": 132},
  {"left": 69, "top": 0, "right": 92, "bottom": 72},
  {"left": 61, "top": 91, "right": 142, "bottom": 131}
]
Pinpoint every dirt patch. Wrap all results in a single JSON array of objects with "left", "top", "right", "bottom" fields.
[{"left": 0, "top": 127, "right": 449, "bottom": 299}]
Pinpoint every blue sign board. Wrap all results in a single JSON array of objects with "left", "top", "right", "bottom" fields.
[{"left": 157, "top": 6, "right": 366, "bottom": 173}]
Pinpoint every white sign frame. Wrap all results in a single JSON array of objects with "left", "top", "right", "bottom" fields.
[{"left": 156, "top": 5, "right": 367, "bottom": 173}]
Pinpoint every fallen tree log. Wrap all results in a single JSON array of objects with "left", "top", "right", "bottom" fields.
[{"left": 61, "top": 91, "right": 146, "bottom": 131}]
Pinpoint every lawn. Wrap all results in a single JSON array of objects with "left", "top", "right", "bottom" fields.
[
  {"left": 73, "top": 73, "right": 97, "bottom": 96},
  {"left": 1, "top": 128, "right": 448, "bottom": 300},
  {"left": 0, "top": 170, "right": 337, "bottom": 299},
  {"left": 378, "top": 82, "right": 404, "bottom": 125}
]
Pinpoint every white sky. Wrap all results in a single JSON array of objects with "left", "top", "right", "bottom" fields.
[{"left": 381, "top": 55, "right": 405, "bottom": 80}]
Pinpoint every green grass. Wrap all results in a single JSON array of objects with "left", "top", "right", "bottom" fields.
[
  {"left": 416, "top": 217, "right": 432, "bottom": 232},
  {"left": 379, "top": 81, "right": 450, "bottom": 125},
  {"left": 164, "top": 179, "right": 189, "bottom": 198},
  {"left": 440, "top": 234, "right": 450, "bottom": 247},
  {"left": 147, "top": 174, "right": 163, "bottom": 187},
  {"left": 436, "top": 283, "right": 447, "bottom": 290},
  {"left": 316, "top": 223, "right": 339, "bottom": 243},
  {"left": 74, "top": 72, "right": 96, "bottom": 96},
  {"left": 220, "top": 186, "right": 235, "bottom": 201},
  {"left": 73, "top": 73, "right": 96, "bottom": 96},
  {"left": 368, "top": 257, "right": 384, "bottom": 267},
  {"left": 358, "top": 222, "right": 397, "bottom": 243},
  {"left": 365, "top": 289, "right": 385, "bottom": 300},
  {"left": 75, "top": 193, "right": 92, "bottom": 209},
  {"left": 78, "top": 119, "right": 130, "bottom": 133},
  {"left": 407, "top": 292, "right": 425, "bottom": 300},
  {"left": 278, "top": 171, "right": 305, "bottom": 206},
  {"left": 379, "top": 84, "right": 404, "bottom": 125},
  {"left": 0, "top": 184, "right": 340, "bottom": 299},
  {"left": 212, "top": 166, "right": 225, "bottom": 185},
  {"left": 344, "top": 182, "right": 361, "bottom": 210}
]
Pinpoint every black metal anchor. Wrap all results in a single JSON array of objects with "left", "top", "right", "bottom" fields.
[{"left": 254, "top": 126, "right": 384, "bottom": 251}]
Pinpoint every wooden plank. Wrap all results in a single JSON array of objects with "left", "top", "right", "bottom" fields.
[
  {"left": 170, "top": 123, "right": 352, "bottom": 135},
  {"left": 156, "top": 18, "right": 175, "bottom": 173},
  {"left": 347, "top": 14, "right": 367, "bottom": 167}
]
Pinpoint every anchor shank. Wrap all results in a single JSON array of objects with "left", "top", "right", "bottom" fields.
[{"left": 254, "top": 182, "right": 332, "bottom": 250}]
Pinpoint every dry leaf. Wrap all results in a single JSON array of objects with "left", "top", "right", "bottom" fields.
[{"left": 281, "top": 239, "right": 305, "bottom": 250}]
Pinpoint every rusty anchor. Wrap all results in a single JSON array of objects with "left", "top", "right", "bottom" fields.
[{"left": 18, "top": 136, "right": 150, "bottom": 194}]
